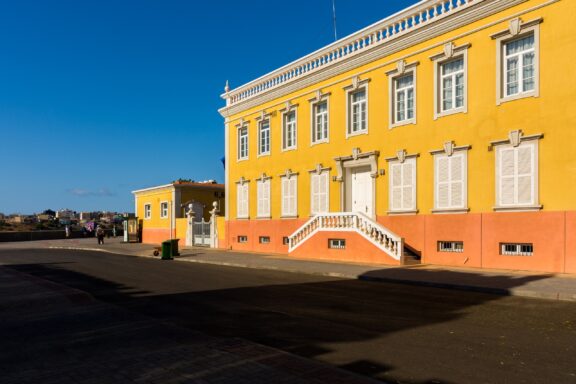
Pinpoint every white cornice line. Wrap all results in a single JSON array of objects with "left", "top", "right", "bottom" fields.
[{"left": 220, "top": 0, "right": 558, "bottom": 120}]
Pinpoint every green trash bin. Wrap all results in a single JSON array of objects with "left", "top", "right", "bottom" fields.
[
  {"left": 171, "top": 239, "right": 180, "bottom": 256},
  {"left": 161, "top": 240, "right": 173, "bottom": 260}
]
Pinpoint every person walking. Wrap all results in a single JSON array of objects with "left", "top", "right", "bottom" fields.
[
  {"left": 96, "top": 226, "right": 105, "bottom": 245},
  {"left": 65, "top": 225, "right": 70, "bottom": 238}
]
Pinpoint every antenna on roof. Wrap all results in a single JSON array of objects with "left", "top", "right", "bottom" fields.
[{"left": 332, "top": 0, "right": 338, "bottom": 41}]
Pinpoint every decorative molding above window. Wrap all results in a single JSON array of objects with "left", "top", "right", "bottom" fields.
[
  {"left": 342, "top": 75, "right": 371, "bottom": 91},
  {"left": 308, "top": 89, "right": 331, "bottom": 103},
  {"left": 254, "top": 110, "right": 272, "bottom": 121},
  {"left": 489, "top": 129, "right": 543, "bottom": 150},
  {"left": 490, "top": 17, "right": 543, "bottom": 40},
  {"left": 279, "top": 169, "right": 299, "bottom": 179},
  {"left": 235, "top": 176, "right": 250, "bottom": 185},
  {"left": 429, "top": 141, "right": 472, "bottom": 156},
  {"left": 308, "top": 163, "right": 331, "bottom": 174},
  {"left": 255, "top": 173, "right": 273, "bottom": 181},
  {"left": 385, "top": 149, "right": 419, "bottom": 163},
  {"left": 334, "top": 148, "right": 380, "bottom": 181},
  {"left": 385, "top": 60, "right": 420, "bottom": 77},
  {"left": 429, "top": 42, "right": 471, "bottom": 61},
  {"left": 278, "top": 100, "right": 299, "bottom": 114}
]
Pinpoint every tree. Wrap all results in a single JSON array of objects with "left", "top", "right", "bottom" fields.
[{"left": 42, "top": 209, "right": 56, "bottom": 216}]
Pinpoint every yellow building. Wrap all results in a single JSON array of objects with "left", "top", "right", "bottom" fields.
[
  {"left": 132, "top": 181, "right": 225, "bottom": 245},
  {"left": 219, "top": 0, "right": 576, "bottom": 273}
]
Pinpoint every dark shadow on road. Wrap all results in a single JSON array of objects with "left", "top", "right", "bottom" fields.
[{"left": 3, "top": 254, "right": 566, "bottom": 384}]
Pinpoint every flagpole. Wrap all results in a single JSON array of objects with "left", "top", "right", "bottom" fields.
[{"left": 332, "top": 0, "right": 338, "bottom": 41}]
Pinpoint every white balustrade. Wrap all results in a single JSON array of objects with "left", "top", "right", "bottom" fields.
[
  {"left": 223, "top": 0, "right": 483, "bottom": 107},
  {"left": 288, "top": 212, "right": 404, "bottom": 260}
]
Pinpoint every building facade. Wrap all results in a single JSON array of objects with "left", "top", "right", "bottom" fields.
[
  {"left": 133, "top": 181, "right": 225, "bottom": 245},
  {"left": 219, "top": 0, "right": 576, "bottom": 273}
]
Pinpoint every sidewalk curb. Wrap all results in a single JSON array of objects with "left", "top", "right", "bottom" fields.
[{"left": 46, "top": 246, "right": 576, "bottom": 302}]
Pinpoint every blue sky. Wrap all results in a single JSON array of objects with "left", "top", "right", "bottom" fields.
[{"left": 0, "top": 0, "right": 415, "bottom": 214}]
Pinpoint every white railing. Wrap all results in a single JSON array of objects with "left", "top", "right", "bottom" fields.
[
  {"left": 223, "top": 0, "right": 484, "bottom": 107},
  {"left": 288, "top": 212, "right": 404, "bottom": 260}
]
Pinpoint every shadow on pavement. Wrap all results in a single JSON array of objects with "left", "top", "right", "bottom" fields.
[{"left": 3, "top": 257, "right": 568, "bottom": 384}]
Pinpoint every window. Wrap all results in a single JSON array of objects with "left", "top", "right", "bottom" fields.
[
  {"left": 394, "top": 74, "right": 414, "bottom": 124},
  {"left": 493, "top": 19, "right": 540, "bottom": 104},
  {"left": 144, "top": 204, "right": 151, "bottom": 219},
  {"left": 282, "top": 110, "right": 297, "bottom": 150},
  {"left": 256, "top": 179, "right": 271, "bottom": 218},
  {"left": 258, "top": 119, "right": 270, "bottom": 155},
  {"left": 236, "top": 183, "right": 249, "bottom": 219},
  {"left": 238, "top": 235, "right": 248, "bottom": 243},
  {"left": 160, "top": 202, "right": 169, "bottom": 218},
  {"left": 434, "top": 152, "right": 467, "bottom": 211},
  {"left": 259, "top": 236, "right": 270, "bottom": 244},
  {"left": 389, "top": 158, "right": 416, "bottom": 213},
  {"left": 500, "top": 243, "right": 533, "bottom": 256},
  {"left": 281, "top": 176, "right": 297, "bottom": 217},
  {"left": 440, "top": 58, "right": 465, "bottom": 112},
  {"left": 348, "top": 88, "right": 367, "bottom": 135},
  {"left": 495, "top": 140, "right": 538, "bottom": 209},
  {"left": 312, "top": 100, "right": 329, "bottom": 144},
  {"left": 504, "top": 35, "right": 535, "bottom": 98},
  {"left": 238, "top": 126, "right": 248, "bottom": 160},
  {"left": 328, "top": 239, "right": 346, "bottom": 249},
  {"left": 282, "top": 236, "right": 290, "bottom": 245},
  {"left": 438, "top": 241, "right": 464, "bottom": 253},
  {"left": 310, "top": 171, "right": 329, "bottom": 215}
]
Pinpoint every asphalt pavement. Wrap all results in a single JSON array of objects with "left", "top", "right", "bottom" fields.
[{"left": 2, "top": 237, "right": 574, "bottom": 302}]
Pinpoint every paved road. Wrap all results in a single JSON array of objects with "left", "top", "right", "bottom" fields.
[{"left": 1, "top": 249, "right": 575, "bottom": 384}]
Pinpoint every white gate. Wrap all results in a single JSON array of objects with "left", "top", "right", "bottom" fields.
[{"left": 193, "top": 219, "right": 211, "bottom": 246}]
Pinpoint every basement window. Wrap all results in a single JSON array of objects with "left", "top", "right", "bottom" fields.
[
  {"left": 238, "top": 235, "right": 248, "bottom": 243},
  {"left": 259, "top": 236, "right": 270, "bottom": 244},
  {"left": 283, "top": 236, "right": 290, "bottom": 245},
  {"left": 438, "top": 241, "right": 464, "bottom": 253},
  {"left": 500, "top": 243, "right": 533, "bottom": 256},
  {"left": 328, "top": 239, "right": 346, "bottom": 249}
]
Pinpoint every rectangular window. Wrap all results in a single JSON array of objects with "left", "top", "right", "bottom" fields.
[
  {"left": 160, "top": 202, "right": 169, "bottom": 218},
  {"left": 500, "top": 243, "right": 533, "bottom": 256},
  {"left": 441, "top": 58, "right": 465, "bottom": 112},
  {"left": 258, "top": 119, "right": 270, "bottom": 155},
  {"left": 259, "top": 236, "right": 270, "bottom": 244},
  {"left": 348, "top": 89, "right": 367, "bottom": 135},
  {"left": 283, "top": 110, "right": 297, "bottom": 150},
  {"left": 283, "top": 236, "right": 290, "bottom": 245},
  {"left": 257, "top": 179, "right": 271, "bottom": 218},
  {"left": 281, "top": 176, "right": 297, "bottom": 217},
  {"left": 434, "top": 152, "right": 467, "bottom": 211},
  {"left": 238, "top": 126, "right": 248, "bottom": 160},
  {"left": 389, "top": 158, "right": 416, "bottom": 212},
  {"left": 311, "top": 172, "right": 329, "bottom": 215},
  {"left": 238, "top": 235, "right": 248, "bottom": 243},
  {"left": 312, "top": 101, "right": 329, "bottom": 143},
  {"left": 394, "top": 74, "right": 415, "bottom": 124},
  {"left": 438, "top": 241, "right": 464, "bottom": 253},
  {"left": 496, "top": 141, "right": 537, "bottom": 208},
  {"left": 144, "top": 204, "right": 151, "bottom": 219},
  {"left": 236, "top": 183, "right": 249, "bottom": 219},
  {"left": 328, "top": 239, "right": 346, "bottom": 249},
  {"left": 505, "top": 34, "right": 535, "bottom": 97}
]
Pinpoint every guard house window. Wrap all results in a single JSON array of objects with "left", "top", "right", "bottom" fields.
[
  {"left": 310, "top": 171, "right": 329, "bottom": 215},
  {"left": 256, "top": 178, "right": 271, "bottom": 218},
  {"left": 389, "top": 158, "right": 417, "bottom": 213},
  {"left": 160, "top": 202, "right": 169, "bottom": 218},
  {"left": 238, "top": 126, "right": 248, "bottom": 160},
  {"left": 434, "top": 152, "right": 467, "bottom": 211},
  {"left": 236, "top": 183, "right": 249, "bottom": 219},
  {"left": 144, "top": 204, "right": 151, "bottom": 219},
  {"left": 440, "top": 58, "right": 465, "bottom": 112},
  {"left": 504, "top": 34, "right": 535, "bottom": 97},
  {"left": 281, "top": 176, "right": 297, "bottom": 217},
  {"left": 348, "top": 88, "right": 367, "bottom": 135},
  {"left": 283, "top": 110, "right": 297, "bottom": 150},
  {"left": 258, "top": 119, "right": 270, "bottom": 156},
  {"left": 496, "top": 140, "right": 538, "bottom": 209},
  {"left": 393, "top": 74, "right": 415, "bottom": 124},
  {"left": 312, "top": 100, "right": 328, "bottom": 143}
]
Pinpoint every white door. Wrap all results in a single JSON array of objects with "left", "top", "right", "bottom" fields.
[{"left": 351, "top": 167, "right": 373, "bottom": 217}]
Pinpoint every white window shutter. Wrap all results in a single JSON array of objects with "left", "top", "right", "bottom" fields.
[
  {"left": 437, "top": 156, "right": 450, "bottom": 209},
  {"left": 311, "top": 174, "right": 318, "bottom": 214},
  {"left": 517, "top": 145, "right": 533, "bottom": 205},
  {"left": 403, "top": 161, "right": 415, "bottom": 210},
  {"left": 500, "top": 148, "right": 516, "bottom": 205},
  {"left": 450, "top": 154, "right": 464, "bottom": 208},
  {"left": 265, "top": 180, "right": 270, "bottom": 216},
  {"left": 391, "top": 164, "right": 402, "bottom": 211},
  {"left": 320, "top": 173, "right": 328, "bottom": 213},
  {"left": 290, "top": 178, "right": 297, "bottom": 216}
]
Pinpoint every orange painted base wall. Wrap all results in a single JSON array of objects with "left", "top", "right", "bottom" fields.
[
  {"left": 142, "top": 228, "right": 183, "bottom": 247},
  {"left": 226, "top": 210, "right": 576, "bottom": 274}
]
